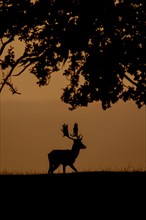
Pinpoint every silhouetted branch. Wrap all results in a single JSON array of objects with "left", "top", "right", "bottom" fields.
[
  {"left": 0, "top": 0, "right": 145, "bottom": 109},
  {"left": 0, "top": 55, "right": 25, "bottom": 93},
  {"left": 5, "top": 82, "right": 21, "bottom": 95},
  {"left": 0, "top": 51, "right": 46, "bottom": 92},
  {"left": 0, "top": 37, "right": 14, "bottom": 56},
  {"left": 13, "top": 62, "right": 32, "bottom": 76},
  {"left": 123, "top": 73, "right": 138, "bottom": 87}
]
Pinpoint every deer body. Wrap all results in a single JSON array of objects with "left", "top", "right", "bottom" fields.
[{"left": 48, "top": 123, "right": 86, "bottom": 174}]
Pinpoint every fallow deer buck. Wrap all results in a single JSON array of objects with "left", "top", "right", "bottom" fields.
[{"left": 48, "top": 123, "right": 86, "bottom": 174}]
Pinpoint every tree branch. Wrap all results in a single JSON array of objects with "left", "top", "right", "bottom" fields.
[
  {"left": 0, "top": 37, "right": 14, "bottom": 56},
  {"left": 123, "top": 73, "right": 138, "bottom": 87},
  {"left": 13, "top": 62, "right": 32, "bottom": 76},
  {"left": 5, "top": 82, "right": 21, "bottom": 95},
  {"left": 0, "top": 54, "right": 25, "bottom": 92},
  {"left": 0, "top": 50, "right": 46, "bottom": 93},
  {"left": 13, "top": 51, "right": 47, "bottom": 76}
]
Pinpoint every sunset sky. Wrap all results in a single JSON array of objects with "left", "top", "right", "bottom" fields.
[{"left": 0, "top": 66, "right": 145, "bottom": 173}]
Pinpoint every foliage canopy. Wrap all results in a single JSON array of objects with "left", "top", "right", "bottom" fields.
[{"left": 0, "top": 0, "right": 146, "bottom": 109}]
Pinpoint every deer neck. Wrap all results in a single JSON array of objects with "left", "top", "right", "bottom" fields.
[{"left": 71, "top": 143, "right": 80, "bottom": 159}]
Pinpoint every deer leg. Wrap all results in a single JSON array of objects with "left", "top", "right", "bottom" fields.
[
  {"left": 48, "top": 164, "right": 54, "bottom": 174},
  {"left": 48, "top": 155, "right": 54, "bottom": 174},
  {"left": 48, "top": 163, "right": 60, "bottom": 174},
  {"left": 48, "top": 163, "right": 52, "bottom": 174},
  {"left": 48, "top": 166, "right": 55, "bottom": 174},
  {"left": 48, "top": 160, "right": 54, "bottom": 174},
  {"left": 48, "top": 168, "right": 52, "bottom": 174},
  {"left": 69, "top": 164, "right": 77, "bottom": 172},
  {"left": 63, "top": 165, "right": 66, "bottom": 174},
  {"left": 51, "top": 163, "right": 60, "bottom": 173}
]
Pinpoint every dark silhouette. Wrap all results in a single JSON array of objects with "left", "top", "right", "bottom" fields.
[
  {"left": 0, "top": 0, "right": 146, "bottom": 109},
  {"left": 48, "top": 123, "right": 86, "bottom": 174}
]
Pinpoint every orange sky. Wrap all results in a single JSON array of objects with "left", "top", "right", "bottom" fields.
[{"left": 0, "top": 69, "right": 146, "bottom": 173}]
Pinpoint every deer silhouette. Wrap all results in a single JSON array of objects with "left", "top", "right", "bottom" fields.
[{"left": 48, "top": 123, "right": 86, "bottom": 174}]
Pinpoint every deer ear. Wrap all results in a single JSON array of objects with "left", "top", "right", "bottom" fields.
[{"left": 78, "top": 135, "right": 83, "bottom": 140}]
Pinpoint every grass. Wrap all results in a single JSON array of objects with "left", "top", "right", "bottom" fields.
[
  {"left": 0, "top": 166, "right": 145, "bottom": 175},
  {"left": 1, "top": 168, "right": 145, "bottom": 198}
]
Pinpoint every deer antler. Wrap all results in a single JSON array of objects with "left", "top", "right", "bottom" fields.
[
  {"left": 73, "top": 123, "right": 78, "bottom": 137},
  {"left": 62, "top": 123, "right": 83, "bottom": 140},
  {"left": 73, "top": 123, "right": 83, "bottom": 140},
  {"left": 61, "top": 123, "right": 74, "bottom": 140}
]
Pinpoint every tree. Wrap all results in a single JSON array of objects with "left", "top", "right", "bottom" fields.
[{"left": 0, "top": 0, "right": 146, "bottom": 110}]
